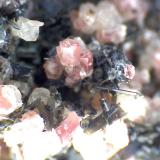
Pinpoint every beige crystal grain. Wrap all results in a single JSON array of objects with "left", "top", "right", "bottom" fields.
[{"left": 11, "top": 17, "right": 44, "bottom": 41}]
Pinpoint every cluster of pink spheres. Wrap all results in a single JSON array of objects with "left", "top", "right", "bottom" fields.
[{"left": 43, "top": 38, "right": 93, "bottom": 87}]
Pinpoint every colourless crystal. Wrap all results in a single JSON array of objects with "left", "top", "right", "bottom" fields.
[
  {"left": 123, "top": 64, "right": 135, "bottom": 80},
  {"left": 11, "top": 17, "right": 44, "bottom": 41},
  {"left": 71, "top": 3, "right": 96, "bottom": 34}
]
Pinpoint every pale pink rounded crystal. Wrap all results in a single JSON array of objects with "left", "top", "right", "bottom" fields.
[
  {"left": 49, "top": 38, "right": 94, "bottom": 87},
  {"left": 124, "top": 64, "right": 135, "bottom": 80},
  {"left": 70, "top": 3, "right": 96, "bottom": 34},
  {"left": 56, "top": 38, "right": 81, "bottom": 67},
  {"left": 80, "top": 49, "right": 93, "bottom": 78}
]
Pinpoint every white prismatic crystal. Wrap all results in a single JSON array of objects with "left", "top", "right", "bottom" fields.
[{"left": 11, "top": 17, "right": 44, "bottom": 41}]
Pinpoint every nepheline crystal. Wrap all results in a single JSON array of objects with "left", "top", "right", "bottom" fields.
[
  {"left": 11, "top": 17, "right": 44, "bottom": 41},
  {"left": 71, "top": 2, "right": 96, "bottom": 34}
]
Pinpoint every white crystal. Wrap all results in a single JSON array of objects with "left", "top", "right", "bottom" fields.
[
  {"left": 11, "top": 17, "right": 44, "bottom": 41},
  {"left": 0, "top": 85, "right": 22, "bottom": 115}
]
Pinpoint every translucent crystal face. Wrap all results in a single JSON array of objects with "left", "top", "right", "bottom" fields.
[
  {"left": 44, "top": 37, "right": 93, "bottom": 87},
  {"left": 56, "top": 38, "right": 81, "bottom": 67},
  {"left": 11, "top": 17, "right": 44, "bottom": 41}
]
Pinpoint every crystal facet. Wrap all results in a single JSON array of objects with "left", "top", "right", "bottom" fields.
[
  {"left": 44, "top": 38, "right": 93, "bottom": 86},
  {"left": 11, "top": 17, "right": 44, "bottom": 41}
]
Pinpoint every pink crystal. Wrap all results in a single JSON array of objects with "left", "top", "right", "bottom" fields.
[
  {"left": 56, "top": 38, "right": 93, "bottom": 87},
  {"left": 124, "top": 64, "right": 135, "bottom": 80},
  {"left": 64, "top": 49, "right": 93, "bottom": 87},
  {"left": 56, "top": 38, "right": 81, "bottom": 67},
  {"left": 80, "top": 49, "right": 93, "bottom": 78},
  {"left": 71, "top": 3, "right": 96, "bottom": 34},
  {"left": 55, "top": 111, "right": 80, "bottom": 143},
  {"left": 0, "top": 85, "right": 22, "bottom": 115}
]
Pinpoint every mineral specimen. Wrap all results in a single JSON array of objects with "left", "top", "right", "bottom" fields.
[{"left": 44, "top": 37, "right": 93, "bottom": 87}]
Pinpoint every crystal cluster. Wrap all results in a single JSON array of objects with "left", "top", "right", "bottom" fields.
[
  {"left": 71, "top": 1, "right": 127, "bottom": 44},
  {"left": 44, "top": 37, "right": 93, "bottom": 87}
]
